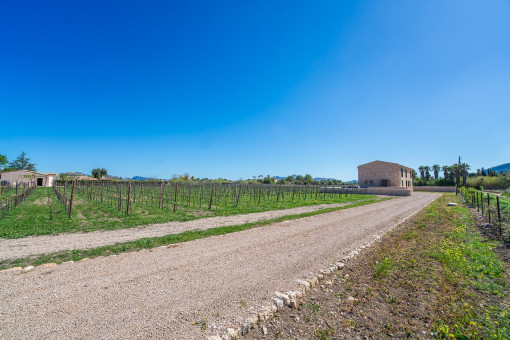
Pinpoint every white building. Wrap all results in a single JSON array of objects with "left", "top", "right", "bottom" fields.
[{"left": 0, "top": 170, "right": 57, "bottom": 187}]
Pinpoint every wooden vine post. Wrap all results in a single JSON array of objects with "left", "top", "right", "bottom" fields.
[
  {"left": 69, "top": 181, "right": 76, "bottom": 219},
  {"left": 209, "top": 183, "right": 215, "bottom": 210},
  {"left": 126, "top": 182, "right": 132, "bottom": 215},
  {"left": 159, "top": 182, "right": 163, "bottom": 209},
  {"left": 173, "top": 182, "right": 179, "bottom": 213},
  {"left": 15, "top": 183, "right": 19, "bottom": 207},
  {"left": 119, "top": 183, "right": 122, "bottom": 211}
]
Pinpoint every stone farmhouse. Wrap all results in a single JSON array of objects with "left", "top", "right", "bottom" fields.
[
  {"left": 0, "top": 170, "right": 57, "bottom": 187},
  {"left": 358, "top": 160, "right": 413, "bottom": 189}
]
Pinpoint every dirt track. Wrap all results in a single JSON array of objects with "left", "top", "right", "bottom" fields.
[
  {"left": 0, "top": 202, "right": 355, "bottom": 261},
  {"left": 0, "top": 192, "right": 439, "bottom": 339}
]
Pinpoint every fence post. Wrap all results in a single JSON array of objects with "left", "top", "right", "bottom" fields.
[
  {"left": 487, "top": 193, "right": 491, "bottom": 224},
  {"left": 496, "top": 196, "right": 501, "bottom": 222},
  {"left": 69, "top": 181, "right": 75, "bottom": 219}
]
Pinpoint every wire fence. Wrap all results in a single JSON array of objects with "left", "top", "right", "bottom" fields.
[{"left": 461, "top": 187, "right": 510, "bottom": 241}]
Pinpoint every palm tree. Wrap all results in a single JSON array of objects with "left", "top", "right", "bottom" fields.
[
  {"left": 451, "top": 164, "right": 461, "bottom": 185},
  {"left": 448, "top": 166, "right": 455, "bottom": 182},
  {"left": 432, "top": 164, "right": 441, "bottom": 180},
  {"left": 418, "top": 166, "right": 425, "bottom": 179},
  {"left": 460, "top": 163, "right": 471, "bottom": 185},
  {"left": 424, "top": 166, "right": 431, "bottom": 181},
  {"left": 442, "top": 165, "right": 449, "bottom": 179}
]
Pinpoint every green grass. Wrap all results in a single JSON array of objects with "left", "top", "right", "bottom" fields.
[
  {"left": 0, "top": 197, "right": 389, "bottom": 270},
  {"left": 373, "top": 256, "right": 393, "bottom": 279},
  {"left": 426, "top": 199, "right": 509, "bottom": 338},
  {"left": 0, "top": 186, "right": 26, "bottom": 200},
  {"left": 370, "top": 194, "right": 509, "bottom": 339},
  {"left": 0, "top": 187, "right": 376, "bottom": 239}
]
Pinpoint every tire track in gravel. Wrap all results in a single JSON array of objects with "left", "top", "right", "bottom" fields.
[{"left": 0, "top": 192, "right": 440, "bottom": 339}]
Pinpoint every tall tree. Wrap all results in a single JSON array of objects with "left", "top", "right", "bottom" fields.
[
  {"left": 460, "top": 163, "right": 471, "bottom": 185},
  {"left": 418, "top": 166, "right": 425, "bottom": 178},
  {"left": 424, "top": 166, "right": 431, "bottom": 181},
  {"left": 432, "top": 164, "right": 441, "bottom": 180},
  {"left": 442, "top": 165, "right": 449, "bottom": 179},
  {"left": 0, "top": 154, "right": 8, "bottom": 171},
  {"left": 451, "top": 164, "right": 461, "bottom": 185},
  {"left": 304, "top": 174, "right": 316, "bottom": 184},
  {"left": 91, "top": 168, "right": 108, "bottom": 180},
  {"left": 9, "top": 152, "right": 36, "bottom": 171}
]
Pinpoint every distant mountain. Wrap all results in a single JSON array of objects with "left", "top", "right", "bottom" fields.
[
  {"left": 60, "top": 171, "right": 88, "bottom": 176},
  {"left": 345, "top": 180, "right": 358, "bottom": 184},
  {"left": 104, "top": 175, "right": 126, "bottom": 180},
  {"left": 488, "top": 163, "right": 510, "bottom": 173},
  {"left": 132, "top": 176, "right": 152, "bottom": 181}
]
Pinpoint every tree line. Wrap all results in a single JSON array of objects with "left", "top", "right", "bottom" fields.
[
  {"left": 0, "top": 152, "right": 37, "bottom": 172},
  {"left": 415, "top": 163, "right": 471, "bottom": 186}
]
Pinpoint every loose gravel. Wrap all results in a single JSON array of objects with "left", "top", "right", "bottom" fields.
[
  {"left": 0, "top": 202, "right": 356, "bottom": 261},
  {"left": 0, "top": 192, "right": 439, "bottom": 339}
]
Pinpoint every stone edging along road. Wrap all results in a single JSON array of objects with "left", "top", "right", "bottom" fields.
[
  {"left": 0, "top": 201, "right": 366, "bottom": 261},
  {"left": 0, "top": 193, "right": 440, "bottom": 339},
  {"left": 207, "top": 192, "right": 441, "bottom": 339}
]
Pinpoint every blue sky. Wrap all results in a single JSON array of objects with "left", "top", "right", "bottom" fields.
[{"left": 1, "top": 1, "right": 509, "bottom": 180}]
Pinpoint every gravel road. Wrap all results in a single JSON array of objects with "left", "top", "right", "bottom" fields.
[
  {"left": 0, "top": 202, "right": 356, "bottom": 261},
  {"left": 0, "top": 192, "right": 439, "bottom": 339}
]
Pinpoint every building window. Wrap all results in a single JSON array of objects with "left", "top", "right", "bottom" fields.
[
  {"left": 364, "top": 180, "right": 368, "bottom": 184},
  {"left": 401, "top": 168, "right": 403, "bottom": 177},
  {"left": 405, "top": 169, "right": 408, "bottom": 178},
  {"left": 402, "top": 180, "right": 404, "bottom": 187},
  {"left": 369, "top": 180, "right": 373, "bottom": 184}
]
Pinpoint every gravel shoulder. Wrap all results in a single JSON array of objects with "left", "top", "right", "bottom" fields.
[
  {"left": 0, "top": 192, "right": 440, "bottom": 339},
  {"left": 0, "top": 202, "right": 358, "bottom": 261}
]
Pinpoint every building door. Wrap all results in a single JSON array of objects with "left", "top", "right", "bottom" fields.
[
  {"left": 37, "top": 178, "right": 43, "bottom": 186},
  {"left": 381, "top": 180, "right": 389, "bottom": 187}
]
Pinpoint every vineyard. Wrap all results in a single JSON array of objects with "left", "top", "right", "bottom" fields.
[
  {"left": 461, "top": 187, "right": 510, "bottom": 241},
  {"left": 0, "top": 181, "right": 374, "bottom": 238},
  {"left": 0, "top": 183, "right": 36, "bottom": 218},
  {"left": 53, "top": 181, "right": 371, "bottom": 216}
]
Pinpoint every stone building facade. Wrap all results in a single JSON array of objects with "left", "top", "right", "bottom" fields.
[
  {"left": 358, "top": 160, "right": 414, "bottom": 188},
  {"left": 0, "top": 170, "right": 57, "bottom": 187}
]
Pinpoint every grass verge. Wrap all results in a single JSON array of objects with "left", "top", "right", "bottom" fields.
[
  {"left": 0, "top": 188, "right": 375, "bottom": 239},
  {"left": 0, "top": 197, "right": 390, "bottom": 270}
]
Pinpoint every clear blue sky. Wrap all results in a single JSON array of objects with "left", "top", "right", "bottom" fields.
[{"left": 1, "top": 1, "right": 509, "bottom": 180}]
